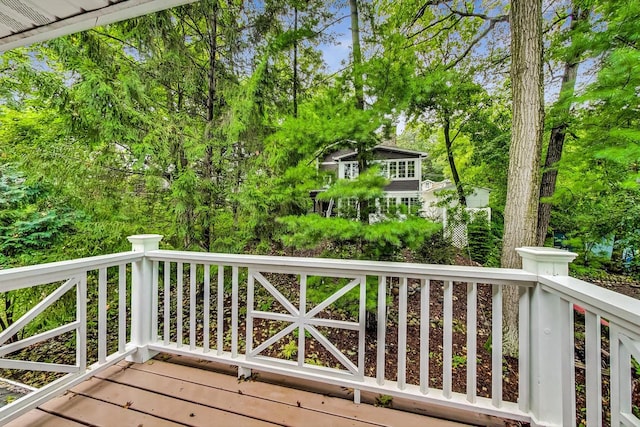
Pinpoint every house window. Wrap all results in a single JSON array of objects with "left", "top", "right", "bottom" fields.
[
  {"left": 378, "top": 162, "right": 387, "bottom": 177},
  {"left": 338, "top": 198, "right": 360, "bottom": 218},
  {"left": 389, "top": 162, "right": 397, "bottom": 179},
  {"left": 407, "top": 161, "right": 415, "bottom": 178},
  {"left": 378, "top": 198, "right": 390, "bottom": 214},
  {"left": 384, "top": 159, "right": 417, "bottom": 179},
  {"left": 397, "top": 196, "right": 421, "bottom": 214},
  {"left": 410, "top": 197, "right": 421, "bottom": 214},
  {"left": 378, "top": 195, "right": 420, "bottom": 216},
  {"left": 343, "top": 162, "right": 359, "bottom": 179}
]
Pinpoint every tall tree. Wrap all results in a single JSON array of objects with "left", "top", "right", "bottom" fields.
[
  {"left": 350, "top": 0, "right": 365, "bottom": 112},
  {"left": 536, "top": 2, "right": 590, "bottom": 246},
  {"left": 410, "top": 70, "right": 488, "bottom": 206},
  {"left": 501, "top": 0, "right": 544, "bottom": 356},
  {"left": 349, "top": 0, "right": 374, "bottom": 222}
]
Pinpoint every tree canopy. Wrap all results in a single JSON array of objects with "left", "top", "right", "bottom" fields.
[{"left": 0, "top": 0, "right": 636, "bottom": 276}]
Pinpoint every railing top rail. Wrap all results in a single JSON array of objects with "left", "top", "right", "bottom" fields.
[
  {"left": 147, "top": 250, "right": 537, "bottom": 284},
  {"left": 0, "top": 251, "right": 143, "bottom": 292},
  {"left": 540, "top": 275, "right": 640, "bottom": 331}
]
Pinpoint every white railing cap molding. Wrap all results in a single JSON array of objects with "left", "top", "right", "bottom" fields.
[
  {"left": 127, "top": 234, "right": 163, "bottom": 252},
  {"left": 147, "top": 250, "right": 537, "bottom": 284},
  {"left": 539, "top": 275, "right": 640, "bottom": 332},
  {"left": 516, "top": 246, "right": 578, "bottom": 276},
  {"left": 0, "top": 252, "right": 143, "bottom": 292}
]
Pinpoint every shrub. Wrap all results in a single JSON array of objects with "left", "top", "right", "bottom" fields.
[{"left": 467, "top": 210, "right": 492, "bottom": 264}]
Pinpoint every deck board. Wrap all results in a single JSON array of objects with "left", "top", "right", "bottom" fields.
[
  {"left": 9, "top": 357, "right": 469, "bottom": 427},
  {"left": 128, "top": 359, "right": 465, "bottom": 427},
  {"left": 71, "top": 375, "right": 278, "bottom": 427},
  {"left": 40, "top": 392, "right": 180, "bottom": 426},
  {"left": 5, "top": 408, "right": 85, "bottom": 427},
  {"left": 94, "top": 364, "right": 376, "bottom": 427}
]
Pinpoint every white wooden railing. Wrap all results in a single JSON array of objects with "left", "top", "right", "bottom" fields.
[
  {"left": 0, "top": 247, "right": 146, "bottom": 424},
  {"left": 0, "top": 234, "right": 639, "bottom": 426}
]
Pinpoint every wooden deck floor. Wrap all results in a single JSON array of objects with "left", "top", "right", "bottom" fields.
[{"left": 7, "top": 357, "right": 469, "bottom": 427}]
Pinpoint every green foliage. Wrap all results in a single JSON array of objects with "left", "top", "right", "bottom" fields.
[
  {"left": 306, "top": 275, "right": 381, "bottom": 318},
  {"left": 280, "top": 213, "right": 444, "bottom": 316},
  {"left": 279, "top": 215, "right": 441, "bottom": 262},
  {"left": 0, "top": 165, "right": 76, "bottom": 266},
  {"left": 1, "top": 0, "right": 640, "bottom": 345},
  {"left": 375, "top": 394, "right": 393, "bottom": 408},
  {"left": 413, "top": 229, "right": 456, "bottom": 265},
  {"left": 452, "top": 354, "right": 467, "bottom": 370},
  {"left": 279, "top": 340, "right": 298, "bottom": 360},
  {"left": 467, "top": 210, "right": 493, "bottom": 265},
  {"left": 317, "top": 167, "right": 387, "bottom": 206},
  {"left": 633, "top": 357, "right": 640, "bottom": 377}
]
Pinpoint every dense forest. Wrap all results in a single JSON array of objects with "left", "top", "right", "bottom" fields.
[{"left": 0, "top": 0, "right": 638, "bottom": 277}]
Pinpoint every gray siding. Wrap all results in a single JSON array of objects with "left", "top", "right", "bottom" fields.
[
  {"left": 321, "top": 163, "right": 338, "bottom": 172},
  {"left": 385, "top": 180, "right": 420, "bottom": 192},
  {"left": 322, "top": 149, "right": 355, "bottom": 163}
]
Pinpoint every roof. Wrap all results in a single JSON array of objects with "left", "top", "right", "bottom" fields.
[
  {"left": 0, "top": 0, "right": 199, "bottom": 52},
  {"left": 328, "top": 145, "right": 427, "bottom": 162}
]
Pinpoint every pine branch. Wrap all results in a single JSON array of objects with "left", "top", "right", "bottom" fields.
[{"left": 615, "top": 36, "right": 639, "bottom": 50}]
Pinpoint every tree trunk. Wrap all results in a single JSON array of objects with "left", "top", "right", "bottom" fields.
[
  {"left": 501, "top": 0, "right": 544, "bottom": 357},
  {"left": 443, "top": 114, "right": 466, "bottom": 207},
  {"left": 536, "top": 4, "right": 589, "bottom": 246},
  {"left": 293, "top": 7, "right": 299, "bottom": 118},
  {"left": 349, "top": 0, "right": 370, "bottom": 222},
  {"left": 203, "top": 1, "right": 219, "bottom": 252},
  {"left": 350, "top": 0, "right": 364, "bottom": 111}
]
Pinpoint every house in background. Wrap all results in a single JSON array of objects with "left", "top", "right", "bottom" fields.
[
  {"left": 421, "top": 179, "right": 491, "bottom": 247},
  {"left": 421, "top": 179, "right": 491, "bottom": 219},
  {"left": 310, "top": 145, "right": 427, "bottom": 218}
]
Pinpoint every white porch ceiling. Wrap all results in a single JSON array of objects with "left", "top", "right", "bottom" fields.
[{"left": 0, "top": 0, "right": 199, "bottom": 52}]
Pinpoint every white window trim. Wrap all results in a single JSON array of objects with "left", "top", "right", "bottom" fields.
[
  {"left": 338, "top": 161, "right": 359, "bottom": 180},
  {"left": 374, "top": 158, "right": 420, "bottom": 181},
  {"left": 378, "top": 192, "right": 422, "bottom": 214},
  {"left": 338, "top": 158, "right": 421, "bottom": 181}
]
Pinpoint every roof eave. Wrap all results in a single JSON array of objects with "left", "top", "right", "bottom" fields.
[
  {"left": 331, "top": 145, "right": 427, "bottom": 162},
  {"left": 0, "top": 0, "right": 198, "bottom": 53}
]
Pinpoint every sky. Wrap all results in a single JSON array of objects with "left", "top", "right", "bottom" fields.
[{"left": 314, "top": 1, "right": 595, "bottom": 111}]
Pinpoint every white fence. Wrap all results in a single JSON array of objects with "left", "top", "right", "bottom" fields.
[{"left": 0, "top": 235, "right": 639, "bottom": 426}]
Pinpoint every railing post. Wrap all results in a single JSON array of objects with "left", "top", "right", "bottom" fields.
[
  {"left": 516, "top": 247, "right": 577, "bottom": 427},
  {"left": 127, "top": 234, "right": 163, "bottom": 363}
]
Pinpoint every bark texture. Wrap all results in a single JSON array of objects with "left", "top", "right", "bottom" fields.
[
  {"left": 536, "top": 4, "right": 589, "bottom": 246},
  {"left": 203, "top": 1, "right": 219, "bottom": 252},
  {"left": 350, "top": 0, "right": 364, "bottom": 112},
  {"left": 501, "top": 0, "right": 544, "bottom": 357},
  {"left": 349, "top": 0, "right": 370, "bottom": 221},
  {"left": 293, "top": 7, "right": 299, "bottom": 118}
]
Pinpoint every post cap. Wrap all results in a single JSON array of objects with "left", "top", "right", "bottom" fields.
[
  {"left": 127, "top": 234, "right": 163, "bottom": 251},
  {"left": 516, "top": 246, "right": 577, "bottom": 275},
  {"left": 516, "top": 246, "right": 577, "bottom": 262}
]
